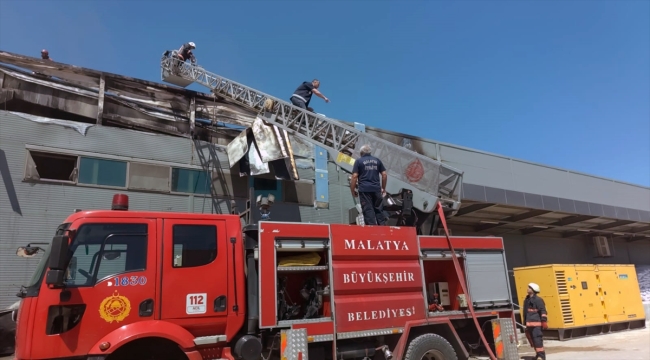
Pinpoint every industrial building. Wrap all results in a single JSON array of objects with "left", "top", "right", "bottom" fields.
[{"left": 0, "top": 50, "right": 649, "bottom": 310}]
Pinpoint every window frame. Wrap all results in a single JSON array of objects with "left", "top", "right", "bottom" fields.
[
  {"left": 171, "top": 224, "right": 218, "bottom": 268},
  {"left": 76, "top": 156, "right": 130, "bottom": 190},
  {"left": 127, "top": 161, "right": 172, "bottom": 193},
  {"left": 170, "top": 167, "right": 212, "bottom": 196},
  {"left": 23, "top": 149, "right": 78, "bottom": 185},
  {"left": 21, "top": 145, "right": 316, "bottom": 205}
]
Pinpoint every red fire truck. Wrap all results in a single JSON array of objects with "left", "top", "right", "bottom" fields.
[{"left": 12, "top": 194, "right": 519, "bottom": 360}]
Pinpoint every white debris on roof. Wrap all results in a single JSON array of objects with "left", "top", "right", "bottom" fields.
[{"left": 636, "top": 265, "right": 650, "bottom": 303}]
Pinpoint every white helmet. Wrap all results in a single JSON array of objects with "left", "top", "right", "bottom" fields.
[
  {"left": 188, "top": 42, "right": 196, "bottom": 49},
  {"left": 528, "top": 283, "right": 541, "bottom": 293}
]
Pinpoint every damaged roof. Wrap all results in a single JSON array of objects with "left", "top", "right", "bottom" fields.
[{"left": 0, "top": 50, "right": 259, "bottom": 140}]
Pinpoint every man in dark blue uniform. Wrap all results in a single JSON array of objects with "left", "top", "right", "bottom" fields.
[
  {"left": 523, "top": 282, "right": 548, "bottom": 360},
  {"left": 349, "top": 144, "right": 387, "bottom": 226},
  {"left": 290, "top": 79, "right": 330, "bottom": 112}
]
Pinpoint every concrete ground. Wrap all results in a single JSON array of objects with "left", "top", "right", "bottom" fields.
[
  {"left": 469, "top": 324, "right": 650, "bottom": 360},
  {"left": 2, "top": 325, "right": 649, "bottom": 360},
  {"left": 515, "top": 326, "right": 650, "bottom": 360}
]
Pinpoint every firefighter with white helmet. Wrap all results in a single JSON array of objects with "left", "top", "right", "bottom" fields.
[
  {"left": 523, "top": 282, "right": 548, "bottom": 360},
  {"left": 177, "top": 41, "right": 197, "bottom": 65}
]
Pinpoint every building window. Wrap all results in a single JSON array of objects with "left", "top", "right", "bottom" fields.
[
  {"left": 172, "top": 225, "right": 217, "bottom": 268},
  {"left": 78, "top": 157, "right": 127, "bottom": 187},
  {"left": 172, "top": 168, "right": 211, "bottom": 194},
  {"left": 128, "top": 162, "right": 171, "bottom": 193},
  {"left": 24, "top": 150, "right": 77, "bottom": 183}
]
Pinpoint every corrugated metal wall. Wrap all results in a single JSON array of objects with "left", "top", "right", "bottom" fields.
[
  {"left": 0, "top": 111, "right": 357, "bottom": 308},
  {"left": 2, "top": 110, "right": 648, "bottom": 309}
]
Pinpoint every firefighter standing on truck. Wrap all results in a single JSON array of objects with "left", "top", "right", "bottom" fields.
[
  {"left": 523, "top": 282, "right": 547, "bottom": 360},
  {"left": 350, "top": 144, "right": 388, "bottom": 226}
]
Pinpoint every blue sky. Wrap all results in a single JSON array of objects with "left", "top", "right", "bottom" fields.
[{"left": 1, "top": 0, "right": 648, "bottom": 186}]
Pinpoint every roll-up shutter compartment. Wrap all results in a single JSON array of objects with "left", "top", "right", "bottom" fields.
[{"left": 465, "top": 252, "right": 512, "bottom": 308}]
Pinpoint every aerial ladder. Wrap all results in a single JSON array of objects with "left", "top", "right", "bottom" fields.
[{"left": 160, "top": 53, "right": 465, "bottom": 231}]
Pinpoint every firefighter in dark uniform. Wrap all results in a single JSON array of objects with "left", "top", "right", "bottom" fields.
[
  {"left": 177, "top": 42, "right": 197, "bottom": 65},
  {"left": 523, "top": 282, "right": 547, "bottom": 360},
  {"left": 290, "top": 79, "right": 329, "bottom": 113}
]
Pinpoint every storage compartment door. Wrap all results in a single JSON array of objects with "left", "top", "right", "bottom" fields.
[{"left": 465, "top": 252, "right": 512, "bottom": 308}]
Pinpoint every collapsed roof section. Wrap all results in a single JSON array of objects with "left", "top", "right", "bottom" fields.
[{"left": 0, "top": 50, "right": 317, "bottom": 171}]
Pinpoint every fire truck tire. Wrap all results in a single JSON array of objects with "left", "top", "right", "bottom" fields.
[
  {"left": 404, "top": 333, "right": 457, "bottom": 360},
  {"left": 106, "top": 338, "right": 188, "bottom": 360}
]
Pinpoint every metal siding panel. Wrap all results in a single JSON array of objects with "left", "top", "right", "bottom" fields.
[
  {"left": 462, "top": 183, "right": 487, "bottom": 202},
  {"left": 505, "top": 190, "right": 526, "bottom": 207},
  {"left": 523, "top": 193, "right": 543, "bottom": 209},
  {"left": 559, "top": 198, "right": 577, "bottom": 213},
  {"left": 315, "top": 169, "right": 329, "bottom": 204},
  {"left": 627, "top": 209, "right": 641, "bottom": 222},
  {"left": 602, "top": 205, "right": 617, "bottom": 219},
  {"left": 314, "top": 146, "right": 328, "bottom": 170},
  {"left": 574, "top": 201, "right": 590, "bottom": 215},
  {"left": 541, "top": 195, "right": 561, "bottom": 212},
  {"left": 615, "top": 207, "right": 630, "bottom": 221},
  {"left": 485, "top": 186, "right": 507, "bottom": 204},
  {"left": 567, "top": 172, "right": 650, "bottom": 212},
  {"left": 588, "top": 202, "right": 604, "bottom": 217}
]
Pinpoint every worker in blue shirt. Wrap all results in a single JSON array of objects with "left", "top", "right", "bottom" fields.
[
  {"left": 349, "top": 144, "right": 387, "bottom": 226},
  {"left": 290, "top": 79, "right": 329, "bottom": 113}
]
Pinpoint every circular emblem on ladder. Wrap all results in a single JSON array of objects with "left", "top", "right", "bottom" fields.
[
  {"left": 405, "top": 159, "right": 424, "bottom": 183},
  {"left": 99, "top": 290, "right": 131, "bottom": 323}
]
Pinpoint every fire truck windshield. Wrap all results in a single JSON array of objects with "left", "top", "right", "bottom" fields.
[{"left": 62, "top": 223, "right": 148, "bottom": 287}]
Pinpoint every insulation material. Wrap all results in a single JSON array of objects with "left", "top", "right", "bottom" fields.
[
  {"left": 252, "top": 117, "right": 287, "bottom": 163},
  {"left": 227, "top": 117, "right": 300, "bottom": 181},
  {"left": 278, "top": 252, "right": 322, "bottom": 267},
  {"left": 10, "top": 111, "right": 94, "bottom": 136},
  {"left": 636, "top": 265, "right": 650, "bottom": 303}
]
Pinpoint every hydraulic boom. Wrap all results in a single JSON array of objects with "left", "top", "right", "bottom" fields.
[{"left": 161, "top": 54, "right": 464, "bottom": 214}]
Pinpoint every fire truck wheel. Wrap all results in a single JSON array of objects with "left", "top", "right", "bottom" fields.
[
  {"left": 404, "top": 333, "right": 457, "bottom": 360},
  {"left": 106, "top": 338, "right": 188, "bottom": 360}
]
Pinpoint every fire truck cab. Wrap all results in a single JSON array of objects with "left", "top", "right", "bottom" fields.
[{"left": 13, "top": 194, "right": 519, "bottom": 360}]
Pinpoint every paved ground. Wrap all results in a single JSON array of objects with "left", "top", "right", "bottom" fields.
[
  {"left": 515, "top": 325, "right": 650, "bottom": 360},
  {"left": 2, "top": 325, "right": 649, "bottom": 359},
  {"left": 468, "top": 324, "right": 650, "bottom": 360}
]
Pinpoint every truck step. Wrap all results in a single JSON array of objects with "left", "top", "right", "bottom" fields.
[{"left": 194, "top": 335, "right": 227, "bottom": 346}]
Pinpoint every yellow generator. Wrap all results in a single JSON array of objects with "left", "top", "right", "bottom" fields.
[{"left": 513, "top": 264, "right": 646, "bottom": 340}]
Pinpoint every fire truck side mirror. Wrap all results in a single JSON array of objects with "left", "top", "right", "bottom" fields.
[{"left": 46, "top": 234, "right": 70, "bottom": 287}]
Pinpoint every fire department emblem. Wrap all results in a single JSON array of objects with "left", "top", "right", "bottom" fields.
[
  {"left": 405, "top": 159, "right": 424, "bottom": 183},
  {"left": 99, "top": 291, "right": 131, "bottom": 323}
]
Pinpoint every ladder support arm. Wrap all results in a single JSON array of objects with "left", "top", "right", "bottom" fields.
[{"left": 161, "top": 55, "right": 464, "bottom": 214}]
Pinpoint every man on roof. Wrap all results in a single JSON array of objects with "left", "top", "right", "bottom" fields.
[
  {"left": 41, "top": 49, "right": 52, "bottom": 61},
  {"left": 290, "top": 79, "right": 329, "bottom": 113}
]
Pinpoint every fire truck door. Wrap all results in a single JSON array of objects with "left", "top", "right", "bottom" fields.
[{"left": 160, "top": 219, "right": 229, "bottom": 327}]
